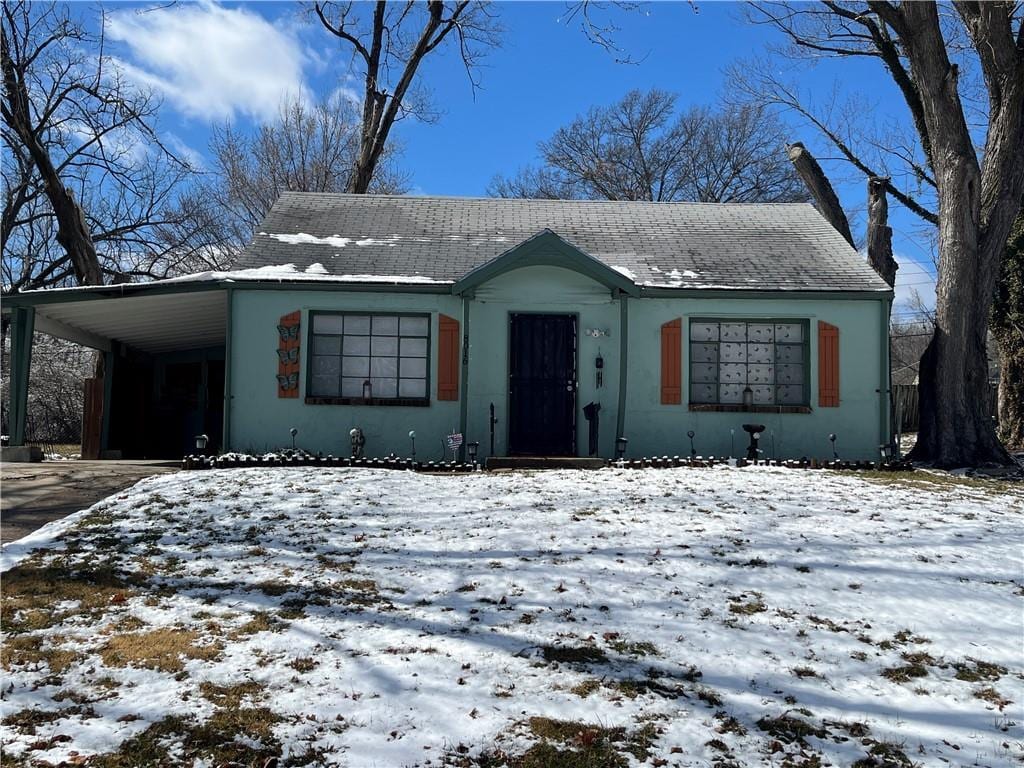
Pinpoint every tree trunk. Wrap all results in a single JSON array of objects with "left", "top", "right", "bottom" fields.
[
  {"left": 867, "top": 177, "right": 897, "bottom": 286},
  {"left": 906, "top": 152, "right": 1010, "bottom": 467},
  {"left": 786, "top": 142, "right": 854, "bottom": 247},
  {"left": 997, "top": 347, "right": 1024, "bottom": 450},
  {"left": 901, "top": 2, "right": 1016, "bottom": 468},
  {"left": 991, "top": 207, "right": 1024, "bottom": 450}
]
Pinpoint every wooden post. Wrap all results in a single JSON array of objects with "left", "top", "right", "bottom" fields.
[{"left": 8, "top": 307, "right": 35, "bottom": 446}]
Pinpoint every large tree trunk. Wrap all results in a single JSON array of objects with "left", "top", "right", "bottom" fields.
[
  {"left": 908, "top": 152, "right": 1010, "bottom": 466},
  {"left": 901, "top": 2, "right": 1018, "bottom": 468},
  {"left": 786, "top": 142, "right": 854, "bottom": 247},
  {"left": 991, "top": 207, "right": 1024, "bottom": 449}
]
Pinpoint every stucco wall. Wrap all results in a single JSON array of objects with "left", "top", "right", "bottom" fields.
[
  {"left": 623, "top": 296, "right": 888, "bottom": 461},
  {"left": 228, "top": 274, "right": 888, "bottom": 461},
  {"left": 229, "top": 288, "right": 463, "bottom": 459}
]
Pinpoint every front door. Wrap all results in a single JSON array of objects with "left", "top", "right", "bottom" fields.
[{"left": 508, "top": 313, "right": 577, "bottom": 455}]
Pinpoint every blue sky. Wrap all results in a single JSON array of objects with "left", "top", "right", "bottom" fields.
[{"left": 98, "top": 1, "right": 937, "bottom": 318}]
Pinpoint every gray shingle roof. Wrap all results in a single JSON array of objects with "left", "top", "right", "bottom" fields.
[{"left": 235, "top": 192, "right": 891, "bottom": 292}]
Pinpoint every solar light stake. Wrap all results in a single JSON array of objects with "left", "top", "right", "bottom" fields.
[
  {"left": 290, "top": 427, "right": 298, "bottom": 450},
  {"left": 829, "top": 433, "right": 838, "bottom": 460},
  {"left": 467, "top": 441, "right": 479, "bottom": 467},
  {"left": 195, "top": 434, "right": 209, "bottom": 455},
  {"left": 349, "top": 427, "right": 365, "bottom": 459},
  {"left": 615, "top": 436, "right": 628, "bottom": 461},
  {"left": 687, "top": 430, "right": 696, "bottom": 458},
  {"left": 730, "top": 428, "right": 735, "bottom": 459},
  {"left": 408, "top": 430, "right": 416, "bottom": 461}
]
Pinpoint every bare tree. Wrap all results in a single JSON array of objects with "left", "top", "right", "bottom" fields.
[
  {"left": 206, "top": 94, "right": 409, "bottom": 255},
  {"left": 313, "top": 0, "right": 500, "bottom": 194},
  {"left": 490, "top": 89, "right": 807, "bottom": 204},
  {"left": 2, "top": 1, "right": 223, "bottom": 293},
  {"left": 739, "top": 1, "right": 1024, "bottom": 468}
]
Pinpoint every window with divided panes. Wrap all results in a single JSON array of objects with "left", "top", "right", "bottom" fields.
[
  {"left": 689, "top": 320, "right": 807, "bottom": 406},
  {"left": 309, "top": 313, "right": 429, "bottom": 401}
]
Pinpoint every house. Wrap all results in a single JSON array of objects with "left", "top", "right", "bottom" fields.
[{"left": 3, "top": 193, "right": 893, "bottom": 461}]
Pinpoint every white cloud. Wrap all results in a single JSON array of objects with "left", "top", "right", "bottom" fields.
[{"left": 105, "top": 2, "right": 309, "bottom": 123}]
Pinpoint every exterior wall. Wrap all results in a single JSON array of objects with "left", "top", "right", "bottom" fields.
[
  {"left": 229, "top": 288, "right": 463, "bottom": 459},
  {"left": 227, "top": 276, "right": 888, "bottom": 462},
  {"left": 624, "top": 296, "right": 887, "bottom": 460},
  {"left": 465, "top": 265, "right": 621, "bottom": 459}
]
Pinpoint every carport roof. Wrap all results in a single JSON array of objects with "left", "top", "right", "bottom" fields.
[{"left": 3, "top": 284, "right": 227, "bottom": 354}]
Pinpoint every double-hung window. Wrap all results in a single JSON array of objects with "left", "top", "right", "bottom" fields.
[
  {"left": 689, "top": 320, "right": 807, "bottom": 406},
  {"left": 309, "top": 313, "right": 430, "bottom": 403}
]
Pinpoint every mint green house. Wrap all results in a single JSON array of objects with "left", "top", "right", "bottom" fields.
[{"left": 4, "top": 193, "right": 893, "bottom": 461}]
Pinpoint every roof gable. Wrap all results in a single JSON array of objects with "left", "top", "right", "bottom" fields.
[{"left": 453, "top": 229, "right": 639, "bottom": 297}]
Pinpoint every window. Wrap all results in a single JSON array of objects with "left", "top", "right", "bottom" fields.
[
  {"left": 309, "top": 313, "right": 430, "bottom": 403},
  {"left": 689, "top": 320, "right": 807, "bottom": 406}
]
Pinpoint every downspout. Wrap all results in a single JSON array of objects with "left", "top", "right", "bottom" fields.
[
  {"left": 459, "top": 294, "right": 470, "bottom": 461},
  {"left": 616, "top": 292, "right": 629, "bottom": 447},
  {"left": 8, "top": 306, "right": 35, "bottom": 446},
  {"left": 879, "top": 296, "right": 891, "bottom": 455},
  {"left": 222, "top": 286, "right": 234, "bottom": 452}
]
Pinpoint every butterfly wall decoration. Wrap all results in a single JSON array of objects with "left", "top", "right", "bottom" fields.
[{"left": 277, "top": 311, "right": 301, "bottom": 398}]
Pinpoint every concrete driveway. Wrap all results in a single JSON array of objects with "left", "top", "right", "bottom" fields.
[{"left": 1, "top": 460, "right": 178, "bottom": 545}]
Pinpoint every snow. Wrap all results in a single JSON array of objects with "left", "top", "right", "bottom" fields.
[
  {"left": 157, "top": 263, "right": 452, "bottom": 286},
  {"left": 1, "top": 466, "right": 1021, "bottom": 766}
]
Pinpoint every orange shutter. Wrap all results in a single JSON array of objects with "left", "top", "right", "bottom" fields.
[
  {"left": 818, "top": 321, "right": 840, "bottom": 407},
  {"left": 277, "top": 310, "right": 301, "bottom": 398},
  {"left": 437, "top": 314, "right": 460, "bottom": 401},
  {"left": 660, "top": 318, "right": 682, "bottom": 405}
]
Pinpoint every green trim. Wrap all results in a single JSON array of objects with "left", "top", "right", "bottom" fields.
[
  {"left": 8, "top": 306, "right": 35, "bottom": 446},
  {"left": 305, "top": 310, "right": 432, "bottom": 404},
  {"left": 453, "top": 230, "right": 640, "bottom": 297},
  {"left": 222, "top": 286, "right": 234, "bottom": 451},
  {"left": 459, "top": 295, "right": 470, "bottom": 460},
  {"left": 687, "top": 317, "right": 811, "bottom": 408},
  {"left": 2, "top": 281, "right": 227, "bottom": 307},
  {"left": 236, "top": 281, "right": 451, "bottom": 295},
  {"left": 616, "top": 294, "right": 628, "bottom": 442},
  {"left": 639, "top": 287, "right": 893, "bottom": 301},
  {"left": 879, "top": 297, "right": 891, "bottom": 451}
]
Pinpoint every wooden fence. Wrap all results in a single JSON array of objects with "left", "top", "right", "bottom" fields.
[{"left": 893, "top": 383, "right": 998, "bottom": 432}]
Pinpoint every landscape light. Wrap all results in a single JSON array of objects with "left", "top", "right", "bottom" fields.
[
  {"left": 290, "top": 427, "right": 298, "bottom": 450},
  {"left": 195, "top": 434, "right": 208, "bottom": 453},
  {"left": 467, "top": 441, "right": 479, "bottom": 466},
  {"left": 829, "top": 433, "right": 838, "bottom": 460},
  {"left": 687, "top": 430, "right": 696, "bottom": 458},
  {"left": 350, "top": 427, "right": 365, "bottom": 459},
  {"left": 409, "top": 430, "right": 416, "bottom": 461},
  {"left": 615, "top": 436, "right": 628, "bottom": 460}
]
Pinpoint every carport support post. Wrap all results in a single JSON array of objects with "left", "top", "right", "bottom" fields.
[
  {"left": 99, "top": 345, "right": 116, "bottom": 453},
  {"left": 8, "top": 306, "right": 35, "bottom": 446}
]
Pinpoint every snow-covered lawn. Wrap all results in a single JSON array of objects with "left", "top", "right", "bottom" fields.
[{"left": 1, "top": 466, "right": 1022, "bottom": 767}]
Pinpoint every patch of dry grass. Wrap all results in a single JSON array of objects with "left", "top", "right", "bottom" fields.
[{"left": 100, "top": 628, "right": 222, "bottom": 673}]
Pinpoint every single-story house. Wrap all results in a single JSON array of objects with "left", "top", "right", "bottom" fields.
[{"left": 3, "top": 193, "right": 893, "bottom": 461}]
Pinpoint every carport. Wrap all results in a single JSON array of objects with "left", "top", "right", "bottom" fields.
[{"left": 4, "top": 282, "right": 229, "bottom": 459}]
